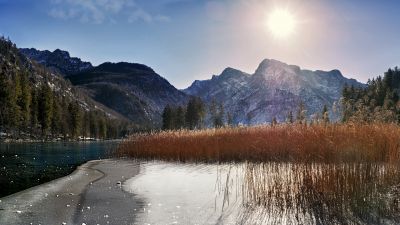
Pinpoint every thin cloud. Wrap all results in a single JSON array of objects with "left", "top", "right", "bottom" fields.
[
  {"left": 128, "top": 8, "right": 171, "bottom": 23},
  {"left": 48, "top": 0, "right": 170, "bottom": 24}
]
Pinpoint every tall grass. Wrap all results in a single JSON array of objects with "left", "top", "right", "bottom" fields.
[
  {"left": 117, "top": 123, "right": 400, "bottom": 163},
  {"left": 117, "top": 123, "right": 400, "bottom": 224},
  {"left": 240, "top": 162, "right": 400, "bottom": 224}
]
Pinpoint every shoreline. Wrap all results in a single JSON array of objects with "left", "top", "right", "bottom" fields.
[{"left": 0, "top": 159, "right": 142, "bottom": 225}]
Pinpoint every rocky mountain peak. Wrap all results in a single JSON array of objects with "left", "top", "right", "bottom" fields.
[
  {"left": 319, "top": 69, "right": 345, "bottom": 79},
  {"left": 19, "top": 48, "right": 93, "bottom": 76},
  {"left": 184, "top": 58, "right": 364, "bottom": 125},
  {"left": 218, "top": 67, "right": 250, "bottom": 80},
  {"left": 254, "top": 59, "right": 301, "bottom": 79},
  {"left": 53, "top": 49, "right": 70, "bottom": 59},
  {"left": 256, "top": 59, "right": 286, "bottom": 72}
]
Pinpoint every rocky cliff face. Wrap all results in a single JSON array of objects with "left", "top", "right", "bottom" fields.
[
  {"left": 67, "top": 62, "right": 188, "bottom": 127},
  {"left": 184, "top": 59, "right": 364, "bottom": 124},
  {"left": 19, "top": 48, "right": 92, "bottom": 76}
]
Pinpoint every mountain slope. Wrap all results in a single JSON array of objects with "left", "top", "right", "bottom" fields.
[
  {"left": 0, "top": 37, "right": 130, "bottom": 139},
  {"left": 67, "top": 62, "right": 188, "bottom": 127},
  {"left": 19, "top": 48, "right": 92, "bottom": 76},
  {"left": 184, "top": 59, "right": 364, "bottom": 124}
]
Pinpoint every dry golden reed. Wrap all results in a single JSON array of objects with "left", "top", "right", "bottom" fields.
[
  {"left": 241, "top": 162, "right": 400, "bottom": 224},
  {"left": 117, "top": 123, "right": 400, "bottom": 163}
]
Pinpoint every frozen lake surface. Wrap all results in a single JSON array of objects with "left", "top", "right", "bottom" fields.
[
  {"left": 2, "top": 158, "right": 400, "bottom": 225},
  {"left": 124, "top": 162, "right": 245, "bottom": 225},
  {"left": 124, "top": 162, "right": 400, "bottom": 225}
]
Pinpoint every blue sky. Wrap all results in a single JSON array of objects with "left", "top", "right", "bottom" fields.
[{"left": 1, "top": 0, "right": 400, "bottom": 88}]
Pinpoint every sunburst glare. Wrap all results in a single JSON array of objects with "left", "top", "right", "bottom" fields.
[{"left": 267, "top": 9, "right": 297, "bottom": 38}]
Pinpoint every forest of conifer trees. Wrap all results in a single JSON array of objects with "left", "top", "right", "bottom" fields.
[
  {"left": 342, "top": 67, "right": 400, "bottom": 123},
  {"left": 162, "top": 97, "right": 233, "bottom": 130},
  {"left": 0, "top": 37, "right": 129, "bottom": 140}
]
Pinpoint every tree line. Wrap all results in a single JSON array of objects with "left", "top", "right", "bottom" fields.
[
  {"left": 162, "top": 97, "right": 234, "bottom": 130},
  {"left": 162, "top": 97, "right": 331, "bottom": 130},
  {"left": 0, "top": 37, "right": 128, "bottom": 140},
  {"left": 341, "top": 67, "right": 400, "bottom": 123},
  {"left": 283, "top": 101, "right": 330, "bottom": 126}
]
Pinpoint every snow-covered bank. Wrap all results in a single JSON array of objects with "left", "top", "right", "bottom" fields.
[{"left": 0, "top": 159, "right": 141, "bottom": 225}]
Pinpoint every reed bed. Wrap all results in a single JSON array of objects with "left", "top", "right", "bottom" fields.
[
  {"left": 117, "top": 123, "right": 400, "bottom": 163},
  {"left": 240, "top": 162, "right": 400, "bottom": 224},
  {"left": 117, "top": 123, "right": 400, "bottom": 224}
]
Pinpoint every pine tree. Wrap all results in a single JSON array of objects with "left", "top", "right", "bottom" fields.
[
  {"left": 89, "top": 111, "right": 98, "bottom": 139},
  {"left": 162, "top": 105, "right": 174, "bottom": 130},
  {"left": 59, "top": 97, "right": 70, "bottom": 139},
  {"left": 209, "top": 99, "right": 224, "bottom": 128},
  {"left": 0, "top": 72, "right": 12, "bottom": 131},
  {"left": 51, "top": 98, "right": 61, "bottom": 138},
  {"left": 18, "top": 72, "right": 31, "bottom": 131},
  {"left": 227, "top": 112, "right": 233, "bottom": 127},
  {"left": 82, "top": 111, "right": 90, "bottom": 139},
  {"left": 38, "top": 84, "right": 53, "bottom": 136},
  {"left": 342, "top": 83, "right": 350, "bottom": 101},
  {"left": 216, "top": 102, "right": 225, "bottom": 127},
  {"left": 98, "top": 117, "right": 107, "bottom": 140},
  {"left": 287, "top": 111, "right": 294, "bottom": 124},
  {"left": 13, "top": 72, "right": 23, "bottom": 127},
  {"left": 296, "top": 102, "right": 306, "bottom": 124},
  {"left": 68, "top": 101, "right": 82, "bottom": 139},
  {"left": 196, "top": 97, "right": 206, "bottom": 128},
  {"left": 185, "top": 99, "right": 197, "bottom": 129},
  {"left": 185, "top": 97, "right": 205, "bottom": 130},
  {"left": 175, "top": 106, "right": 186, "bottom": 129},
  {"left": 209, "top": 98, "right": 218, "bottom": 127},
  {"left": 6, "top": 73, "right": 21, "bottom": 132},
  {"left": 322, "top": 105, "right": 330, "bottom": 124},
  {"left": 30, "top": 89, "right": 39, "bottom": 134},
  {"left": 272, "top": 117, "right": 278, "bottom": 126}
]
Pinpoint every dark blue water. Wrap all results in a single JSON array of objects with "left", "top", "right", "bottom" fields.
[{"left": 0, "top": 141, "right": 119, "bottom": 198}]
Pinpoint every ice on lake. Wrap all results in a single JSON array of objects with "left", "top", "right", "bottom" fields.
[{"left": 124, "top": 162, "right": 244, "bottom": 225}]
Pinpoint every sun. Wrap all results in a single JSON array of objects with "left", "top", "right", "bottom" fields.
[{"left": 267, "top": 9, "right": 296, "bottom": 38}]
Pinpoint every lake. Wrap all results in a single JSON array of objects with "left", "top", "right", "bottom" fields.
[
  {"left": 0, "top": 141, "right": 118, "bottom": 198},
  {"left": 2, "top": 142, "right": 400, "bottom": 224},
  {"left": 124, "top": 161, "right": 400, "bottom": 225}
]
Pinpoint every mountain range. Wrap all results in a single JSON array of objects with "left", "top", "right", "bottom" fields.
[
  {"left": 67, "top": 62, "right": 188, "bottom": 127},
  {"left": 19, "top": 47, "right": 364, "bottom": 127},
  {"left": 184, "top": 59, "right": 363, "bottom": 124},
  {"left": 2, "top": 44, "right": 120, "bottom": 120}
]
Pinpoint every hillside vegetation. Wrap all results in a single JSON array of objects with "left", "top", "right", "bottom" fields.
[
  {"left": 0, "top": 37, "right": 129, "bottom": 140},
  {"left": 342, "top": 67, "right": 400, "bottom": 123}
]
